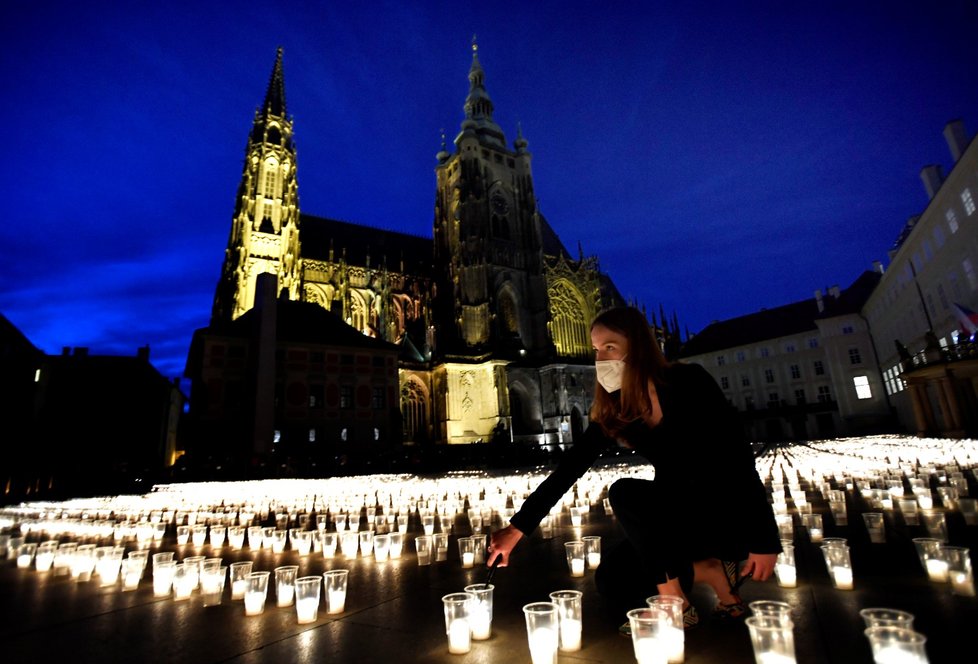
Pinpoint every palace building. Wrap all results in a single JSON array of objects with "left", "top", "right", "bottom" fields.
[{"left": 186, "top": 46, "right": 645, "bottom": 467}]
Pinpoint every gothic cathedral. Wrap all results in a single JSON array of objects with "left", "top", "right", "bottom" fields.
[{"left": 209, "top": 45, "right": 626, "bottom": 451}]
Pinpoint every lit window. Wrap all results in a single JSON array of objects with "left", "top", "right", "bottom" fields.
[
  {"left": 813, "top": 360, "right": 825, "bottom": 376},
  {"left": 947, "top": 209, "right": 959, "bottom": 233},
  {"left": 853, "top": 375, "right": 872, "bottom": 400},
  {"left": 817, "top": 385, "right": 832, "bottom": 403},
  {"left": 764, "top": 368, "right": 775, "bottom": 383},
  {"left": 308, "top": 429, "right": 316, "bottom": 442},
  {"left": 34, "top": 368, "right": 41, "bottom": 382},
  {"left": 374, "top": 427, "right": 381, "bottom": 441},
  {"left": 849, "top": 347, "right": 862, "bottom": 364},
  {"left": 340, "top": 428, "right": 348, "bottom": 442},
  {"left": 716, "top": 355, "right": 726, "bottom": 366},
  {"left": 963, "top": 188, "right": 976, "bottom": 216},
  {"left": 720, "top": 376, "right": 730, "bottom": 389},
  {"left": 790, "top": 364, "right": 801, "bottom": 379},
  {"left": 273, "top": 430, "right": 281, "bottom": 443}
]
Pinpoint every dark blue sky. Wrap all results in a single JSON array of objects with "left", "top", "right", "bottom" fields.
[{"left": 3, "top": 1, "right": 977, "bottom": 382}]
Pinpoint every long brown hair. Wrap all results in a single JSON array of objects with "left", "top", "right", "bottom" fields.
[{"left": 589, "top": 306, "right": 671, "bottom": 437}]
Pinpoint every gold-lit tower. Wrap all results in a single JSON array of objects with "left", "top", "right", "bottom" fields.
[{"left": 212, "top": 48, "right": 301, "bottom": 323}]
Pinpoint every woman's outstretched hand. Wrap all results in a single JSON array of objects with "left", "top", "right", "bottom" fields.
[
  {"left": 741, "top": 552, "right": 778, "bottom": 582},
  {"left": 488, "top": 525, "right": 524, "bottom": 567}
]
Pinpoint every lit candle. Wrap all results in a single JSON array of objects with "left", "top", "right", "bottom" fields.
[
  {"left": 776, "top": 563, "right": 797, "bottom": 588},
  {"left": 809, "top": 527, "right": 823, "bottom": 542},
  {"left": 662, "top": 624, "right": 684, "bottom": 663},
  {"left": 17, "top": 554, "right": 32, "bottom": 569},
  {"left": 587, "top": 552, "right": 601, "bottom": 568},
  {"left": 296, "top": 596, "right": 319, "bottom": 623},
  {"left": 528, "top": 627, "right": 558, "bottom": 664},
  {"left": 470, "top": 605, "right": 492, "bottom": 640},
  {"left": 35, "top": 551, "right": 55, "bottom": 572},
  {"left": 559, "top": 618, "right": 582, "bottom": 651},
  {"left": 244, "top": 591, "right": 265, "bottom": 615},
  {"left": 633, "top": 637, "right": 668, "bottom": 664},
  {"left": 570, "top": 558, "right": 585, "bottom": 577},
  {"left": 327, "top": 589, "right": 346, "bottom": 614},
  {"left": 871, "top": 646, "right": 925, "bottom": 664},
  {"left": 951, "top": 570, "right": 975, "bottom": 596},
  {"left": 570, "top": 513, "right": 582, "bottom": 527},
  {"left": 832, "top": 566, "right": 853, "bottom": 590},
  {"left": 448, "top": 618, "right": 471, "bottom": 654},
  {"left": 461, "top": 551, "right": 474, "bottom": 568},
  {"left": 123, "top": 569, "right": 141, "bottom": 590},
  {"left": 277, "top": 584, "right": 295, "bottom": 607},
  {"left": 925, "top": 559, "right": 949, "bottom": 582},
  {"left": 231, "top": 579, "right": 248, "bottom": 599},
  {"left": 756, "top": 653, "right": 797, "bottom": 664}
]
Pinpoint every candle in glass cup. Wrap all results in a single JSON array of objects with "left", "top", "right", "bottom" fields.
[
  {"left": 323, "top": 569, "right": 349, "bottom": 614},
  {"left": 464, "top": 584, "right": 494, "bottom": 641},
  {"left": 244, "top": 571, "right": 270, "bottom": 615},
  {"left": 295, "top": 576, "right": 322, "bottom": 624}
]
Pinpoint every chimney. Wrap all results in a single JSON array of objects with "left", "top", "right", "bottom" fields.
[
  {"left": 814, "top": 289, "right": 824, "bottom": 313},
  {"left": 872, "top": 260, "right": 884, "bottom": 275},
  {"left": 944, "top": 119, "right": 968, "bottom": 162},
  {"left": 920, "top": 164, "right": 944, "bottom": 200}
]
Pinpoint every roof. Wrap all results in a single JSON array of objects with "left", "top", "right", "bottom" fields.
[
  {"left": 299, "top": 214, "right": 434, "bottom": 276},
  {"left": 679, "top": 271, "right": 881, "bottom": 357}
]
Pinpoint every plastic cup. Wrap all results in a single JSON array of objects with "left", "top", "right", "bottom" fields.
[
  {"left": 646, "top": 595, "right": 684, "bottom": 663},
  {"left": 864, "top": 626, "right": 928, "bottom": 664},
  {"left": 862, "top": 513, "right": 886, "bottom": 543},
  {"left": 747, "top": 615, "right": 796, "bottom": 664},
  {"left": 323, "top": 569, "right": 349, "bottom": 614},
  {"left": 230, "top": 561, "right": 253, "bottom": 599},
  {"left": 296, "top": 576, "right": 322, "bottom": 623},
  {"left": 776, "top": 545, "right": 797, "bottom": 588},
  {"left": 415, "top": 535, "right": 432, "bottom": 566},
  {"left": 912, "top": 538, "right": 947, "bottom": 582},
  {"left": 458, "top": 537, "right": 476, "bottom": 568},
  {"left": 943, "top": 545, "right": 975, "bottom": 596},
  {"left": 434, "top": 533, "right": 449, "bottom": 562},
  {"left": 550, "top": 590, "right": 583, "bottom": 652},
  {"left": 201, "top": 565, "right": 227, "bottom": 607},
  {"left": 153, "top": 560, "right": 176, "bottom": 597},
  {"left": 583, "top": 535, "right": 602, "bottom": 568},
  {"left": 275, "top": 565, "right": 299, "bottom": 607},
  {"left": 444, "top": 592, "right": 474, "bottom": 654},
  {"left": 627, "top": 607, "right": 671, "bottom": 664},
  {"left": 465, "top": 584, "right": 494, "bottom": 641},
  {"left": 524, "top": 602, "right": 559, "bottom": 664},
  {"left": 564, "top": 541, "right": 585, "bottom": 577},
  {"left": 859, "top": 608, "right": 915, "bottom": 629},
  {"left": 244, "top": 571, "right": 271, "bottom": 615}
]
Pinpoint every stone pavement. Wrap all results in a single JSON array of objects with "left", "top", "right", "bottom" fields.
[{"left": 1, "top": 472, "right": 975, "bottom": 664}]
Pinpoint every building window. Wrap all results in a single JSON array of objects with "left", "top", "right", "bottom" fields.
[
  {"left": 716, "top": 355, "right": 726, "bottom": 366},
  {"left": 785, "top": 343, "right": 796, "bottom": 353},
  {"left": 813, "top": 360, "right": 825, "bottom": 376},
  {"left": 947, "top": 209, "right": 959, "bottom": 233},
  {"left": 842, "top": 325, "right": 854, "bottom": 334},
  {"left": 808, "top": 338, "right": 819, "bottom": 349},
  {"left": 933, "top": 224, "right": 946, "bottom": 248},
  {"left": 794, "top": 389, "right": 806, "bottom": 404},
  {"left": 736, "top": 351, "right": 745, "bottom": 362},
  {"left": 767, "top": 392, "right": 780, "bottom": 407},
  {"left": 853, "top": 375, "right": 872, "bottom": 400},
  {"left": 720, "top": 376, "right": 730, "bottom": 390},
  {"left": 764, "top": 368, "right": 775, "bottom": 384},
  {"left": 340, "top": 428, "right": 348, "bottom": 442},
  {"left": 741, "top": 375, "right": 750, "bottom": 387},
  {"left": 273, "top": 430, "right": 281, "bottom": 443},
  {"left": 848, "top": 347, "right": 862, "bottom": 365},
  {"left": 308, "top": 428, "right": 317, "bottom": 442},
  {"left": 760, "top": 347, "right": 770, "bottom": 358},
  {"left": 964, "top": 259, "right": 978, "bottom": 290},
  {"left": 372, "top": 387, "right": 385, "bottom": 409},
  {"left": 790, "top": 364, "right": 801, "bottom": 379},
  {"left": 340, "top": 386, "right": 353, "bottom": 409},
  {"left": 263, "top": 168, "right": 277, "bottom": 198},
  {"left": 963, "top": 188, "right": 976, "bottom": 216},
  {"left": 744, "top": 395, "right": 754, "bottom": 410},
  {"left": 817, "top": 385, "right": 832, "bottom": 403}
]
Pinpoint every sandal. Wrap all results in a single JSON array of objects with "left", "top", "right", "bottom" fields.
[{"left": 712, "top": 598, "right": 747, "bottom": 621}]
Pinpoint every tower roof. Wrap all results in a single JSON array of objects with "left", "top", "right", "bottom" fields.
[
  {"left": 262, "top": 47, "right": 287, "bottom": 117},
  {"left": 458, "top": 38, "right": 506, "bottom": 148}
]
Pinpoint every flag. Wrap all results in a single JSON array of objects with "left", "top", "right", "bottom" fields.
[{"left": 953, "top": 302, "right": 978, "bottom": 336}]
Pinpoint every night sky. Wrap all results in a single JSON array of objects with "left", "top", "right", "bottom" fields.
[{"left": 3, "top": 1, "right": 977, "bottom": 383}]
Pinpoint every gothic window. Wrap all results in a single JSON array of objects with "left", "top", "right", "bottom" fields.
[
  {"left": 498, "top": 290, "right": 520, "bottom": 337},
  {"left": 548, "top": 281, "right": 590, "bottom": 358},
  {"left": 400, "top": 380, "right": 427, "bottom": 442},
  {"left": 263, "top": 165, "right": 277, "bottom": 198},
  {"left": 350, "top": 291, "right": 368, "bottom": 334}
]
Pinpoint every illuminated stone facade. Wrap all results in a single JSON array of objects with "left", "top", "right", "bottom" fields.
[{"left": 209, "top": 46, "right": 625, "bottom": 450}]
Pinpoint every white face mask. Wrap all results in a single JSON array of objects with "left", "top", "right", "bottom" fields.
[{"left": 595, "top": 359, "right": 626, "bottom": 392}]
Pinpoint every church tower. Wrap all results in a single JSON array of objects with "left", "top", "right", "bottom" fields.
[
  {"left": 212, "top": 48, "right": 301, "bottom": 323},
  {"left": 433, "top": 41, "right": 553, "bottom": 361}
]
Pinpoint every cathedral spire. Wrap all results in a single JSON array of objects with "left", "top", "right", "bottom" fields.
[
  {"left": 459, "top": 37, "right": 506, "bottom": 148},
  {"left": 263, "top": 47, "right": 287, "bottom": 117}
]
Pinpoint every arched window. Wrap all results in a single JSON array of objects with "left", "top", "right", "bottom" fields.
[
  {"left": 400, "top": 380, "right": 428, "bottom": 442},
  {"left": 262, "top": 161, "right": 278, "bottom": 198},
  {"left": 549, "top": 281, "right": 590, "bottom": 358},
  {"left": 350, "top": 291, "right": 368, "bottom": 334}
]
